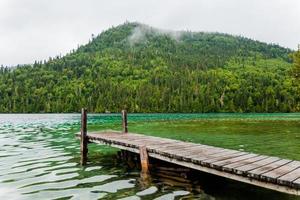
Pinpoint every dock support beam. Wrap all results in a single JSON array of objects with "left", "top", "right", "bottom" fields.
[
  {"left": 80, "top": 108, "right": 88, "bottom": 165},
  {"left": 139, "top": 146, "right": 149, "bottom": 174},
  {"left": 122, "top": 110, "right": 128, "bottom": 133}
]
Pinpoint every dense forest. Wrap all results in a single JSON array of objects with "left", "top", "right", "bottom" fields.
[{"left": 0, "top": 22, "right": 299, "bottom": 113}]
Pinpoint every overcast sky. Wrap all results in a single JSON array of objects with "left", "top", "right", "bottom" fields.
[{"left": 0, "top": 0, "right": 299, "bottom": 66}]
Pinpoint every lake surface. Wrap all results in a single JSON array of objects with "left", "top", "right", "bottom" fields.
[{"left": 0, "top": 113, "right": 299, "bottom": 200}]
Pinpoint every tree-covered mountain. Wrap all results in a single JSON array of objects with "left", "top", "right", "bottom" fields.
[{"left": 0, "top": 22, "right": 299, "bottom": 113}]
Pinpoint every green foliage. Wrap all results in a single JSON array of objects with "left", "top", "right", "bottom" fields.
[
  {"left": 0, "top": 22, "right": 298, "bottom": 113},
  {"left": 292, "top": 46, "right": 300, "bottom": 79}
]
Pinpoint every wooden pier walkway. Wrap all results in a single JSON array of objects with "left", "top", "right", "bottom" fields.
[{"left": 76, "top": 109, "right": 300, "bottom": 195}]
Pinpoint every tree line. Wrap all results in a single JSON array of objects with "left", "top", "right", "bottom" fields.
[{"left": 0, "top": 22, "right": 299, "bottom": 113}]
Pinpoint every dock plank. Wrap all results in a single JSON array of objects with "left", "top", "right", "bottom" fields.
[
  {"left": 293, "top": 178, "right": 300, "bottom": 189},
  {"left": 222, "top": 155, "right": 268, "bottom": 172},
  {"left": 211, "top": 153, "right": 259, "bottom": 170},
  {"left": 261, "top": 161, "right": 300, "bottom": 183},
  {"left": 75, "top": 131, "right": 300, "bottom": 195},
  {"left": 169, "top": 146, "right": 229, "bottom": 162},
  {"left": 278, "top": 167, "right": 300, "bottom": 187},
  {"left": 198, "top": 151, "right": 247, "bottom": 166},
  {"left": 247, "top": 159, "right": 292, "bottom": 179},
  {"left": 234, "top": 156, "right": 281, "bottom": 175}
]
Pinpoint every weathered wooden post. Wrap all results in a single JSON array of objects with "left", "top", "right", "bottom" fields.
[
  {"left": 122, "top": 110, "right": 128, "bottom": 133},
  {"left": 80, "top": 108, "right": 88, "bottom": 165},
  {"left": 139, "top": 146, "right": 149, "bottom": 174}
]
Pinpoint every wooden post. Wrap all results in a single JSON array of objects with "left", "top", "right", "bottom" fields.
[
  {"left": 80, "top": 108, "right": 88, "bottom": 165},
  {"left": 139, "top": 146, "right": 149, "bottom": 173},
  {"left": 122, "top": 110, "right": 128, "bottom": 133}
]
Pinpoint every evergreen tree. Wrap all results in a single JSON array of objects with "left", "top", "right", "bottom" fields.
[
  {"left": 292, "top": 45, "right": 300, "bottom": 79},
  {"left": 0, "top": 22, "right": 298, "bottom": 113}
]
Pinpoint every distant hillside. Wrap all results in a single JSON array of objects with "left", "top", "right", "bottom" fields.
[{"left": 0, "top": 22, "right": 298, "bottom": 113}]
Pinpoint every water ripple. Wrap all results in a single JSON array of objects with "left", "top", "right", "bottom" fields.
[{"left": 4, "top": 114, "right": 294, "bottom": 199}]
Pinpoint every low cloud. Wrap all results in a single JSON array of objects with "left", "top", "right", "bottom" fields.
[{"left": 128, "top": 24, "right": 184, "bottom": 46}]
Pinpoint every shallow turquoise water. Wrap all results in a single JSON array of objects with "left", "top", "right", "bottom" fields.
[{"left": 0, "top": 113, "right": 299, "bottom": 199}]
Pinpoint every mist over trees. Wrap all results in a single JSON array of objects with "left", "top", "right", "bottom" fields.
[{"left": 0, "top": 22, "right": 299, "bottom": 113}]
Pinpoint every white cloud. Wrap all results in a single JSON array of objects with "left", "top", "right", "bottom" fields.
[{"left": 0, "top": 0, "right": 299, "bottom": 66}]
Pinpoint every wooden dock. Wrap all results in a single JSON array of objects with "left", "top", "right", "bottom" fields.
[{"left": 76, "top": 109, "right": 300, "bottom": 195}]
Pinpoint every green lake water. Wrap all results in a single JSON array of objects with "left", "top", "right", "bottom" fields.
[{"left": 0, "top": 113, "right": 299, "bottom": 199}]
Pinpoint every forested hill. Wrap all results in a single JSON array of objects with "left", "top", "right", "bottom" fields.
[{"left": 0, "top": 22, "right": 299, "bottom": 113}]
